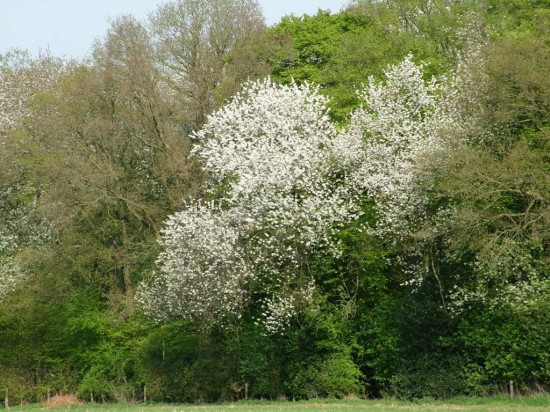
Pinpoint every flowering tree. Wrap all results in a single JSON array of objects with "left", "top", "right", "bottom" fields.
[
  {"left": 0, "top": 51, "right": 62, "bottom": 303},
  {"left": 138, "top": 79, "right": 360, "bottom": 331},
  {"left": 336, "top": 54, "right": 459, "bottom": 240},
  {"left": 138, "top": 57, "right": 456, "bottom": 331}
]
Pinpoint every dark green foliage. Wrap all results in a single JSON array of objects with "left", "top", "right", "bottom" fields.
[
  {"left": 237, "top": 325, "right": 285, "bottom": 399},
  {"left": 138, "top": 324, "right": 237, "bottom": 402},
  {"left": 288, "top": 352, "right": 363, "bottom": 399},
  {"left": 457, "top": 304, "right": 550, "bottom": 390}
]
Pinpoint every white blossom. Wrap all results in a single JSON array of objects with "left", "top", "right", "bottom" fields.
[
  {"left": 137, "top": 201, "right": 252, "bottom": 322},
  {"left": 139, "top": 58, "right": 461, "bottom": 330},
  {"left": 137, "top": 79, "right": 360, "bottom": 328},
  {"left": 0, "top": 232, "right": 25, "bottom": 303},
  {"left": 336, "top": 54, "right": 453, "bottom": 238}
]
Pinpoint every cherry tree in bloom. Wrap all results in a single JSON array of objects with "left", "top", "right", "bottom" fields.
[
  {"left": 136, "top": 202, "right": 252, "bottom": 322},
  {"left": 138, "top": 57, "right": 457, "bottom": 331},
  {"left": 137, "top": 79, "right": 360, "bottom": 331},
  {"left": 334, "top": 54, "right": 453, "bottom": 239}
]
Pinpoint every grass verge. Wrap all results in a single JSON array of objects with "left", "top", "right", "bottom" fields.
[{"left": 4, "top": 395, "right": 550, "bottom": 412}]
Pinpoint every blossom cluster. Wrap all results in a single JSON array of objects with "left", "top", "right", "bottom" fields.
[
  {"left": 0, "top": 185, "right": 55, "bottom": 303},
  {"left": 138, "top": 79, "right": 357, "bottom": 331},
  {"left": 136, "top": 201, "right": 251, "bottom": 322},
  {"left": 336, "top": 54, "right": 451, "bottom": 239},
  {"left": 138, "top": 57, "right": 456, "bottom": 331},
  {"left": 0, "top": 232, "right": 23, "bottom": 303}
]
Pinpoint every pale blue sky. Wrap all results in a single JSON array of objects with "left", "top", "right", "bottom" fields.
[{"left": 0, "top": 0, "right": 350, "bottom": 59}]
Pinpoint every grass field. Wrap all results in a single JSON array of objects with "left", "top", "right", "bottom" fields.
[{"left": 5, "top": 395, "right": 550, "bottom": 412}]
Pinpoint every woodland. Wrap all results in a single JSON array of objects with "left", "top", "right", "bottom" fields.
[{"left": 0, "top": 0, "right": 549, "bottom": 403}]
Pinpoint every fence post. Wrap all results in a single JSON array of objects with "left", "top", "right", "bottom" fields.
[
  {"left": 244, "top": 383, "right": 248, "bottom": 400},
  {"left": 144, "top": 385, "right": 147, "bottom": 403},
  {"left": 509, "top": 380, "right": 514, "bottom": 399},
  {"left": 5, "top": 387, "right": 8, "bottom": 409}
]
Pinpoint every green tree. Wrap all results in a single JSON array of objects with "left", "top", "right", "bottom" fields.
[{"left": 150, "top": 0, "right": 265, "bottom": 132}]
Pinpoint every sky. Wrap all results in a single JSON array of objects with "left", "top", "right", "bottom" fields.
[{"left": 0, "top": 0, "right": 351, "bottom": 59}]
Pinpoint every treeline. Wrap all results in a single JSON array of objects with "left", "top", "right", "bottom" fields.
[{"left": 0, "top": 0, "right": 549, "bottom": 403}]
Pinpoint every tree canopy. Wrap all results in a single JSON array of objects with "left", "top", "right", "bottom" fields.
[{"left": 0, "top": 0, "right": 548, "bottom": 403}]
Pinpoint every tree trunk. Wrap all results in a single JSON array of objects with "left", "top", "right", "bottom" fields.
[{"left": 121, "top": 219, "right": 133, "bottom": 310}]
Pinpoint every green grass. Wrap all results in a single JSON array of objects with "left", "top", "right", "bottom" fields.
[{"left": 5, "top": 395, "right": 550, "bottom": 412}]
